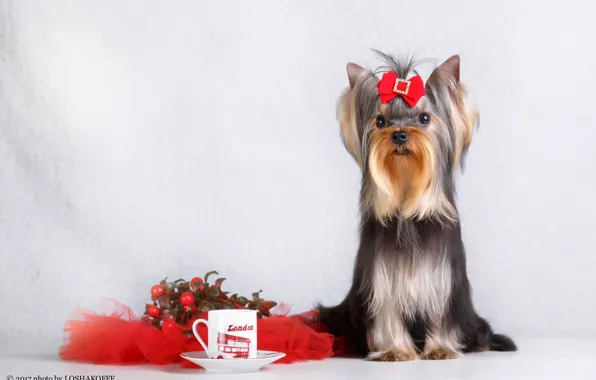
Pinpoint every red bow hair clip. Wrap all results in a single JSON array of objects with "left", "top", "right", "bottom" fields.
[{"left": 376, "top": 71, "right": 425, "bottom": 107}]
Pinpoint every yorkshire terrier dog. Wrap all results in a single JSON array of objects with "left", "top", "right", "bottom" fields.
[{"left": 318, "top": 52, "right": 517, "bottom": 361}]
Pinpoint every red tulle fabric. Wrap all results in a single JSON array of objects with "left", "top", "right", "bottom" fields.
[{"left": 59, "top": 299, "right": 342, "bottom": 368}]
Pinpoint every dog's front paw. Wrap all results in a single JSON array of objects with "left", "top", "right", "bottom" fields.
[
  {"left": 421, "top": 347, "right": 460, "bottom": 360},
  {"left": 367, "top": 348, "right": 418, "bottom": 362},
  {"left": 467, "top": 345, "right": 489, "bottom": 352}
]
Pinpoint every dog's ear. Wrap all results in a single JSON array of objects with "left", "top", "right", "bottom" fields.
[
  {"left": 426, "top": 55, "right": 477, "bottom": 170},
  {"left": 338, "top": 63, "right": 377, "bottom": 170},
  {"left": 429, "top": 54, "right": 460, "bottom": 83},
  {"left": 347, "top": 63, "right": 370, "bottom": 89}
]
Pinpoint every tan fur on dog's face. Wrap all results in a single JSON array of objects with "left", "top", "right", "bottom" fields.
[
  {"left": 336, "top": 54, "right": 478, "bottom": 224},
  {"left": 366, "top": 125, "right": 435, "bottom": 222}
]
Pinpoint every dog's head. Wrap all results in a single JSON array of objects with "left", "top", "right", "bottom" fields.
[{"left": 337, "top": 52, "right": 478, "bottom": 225}]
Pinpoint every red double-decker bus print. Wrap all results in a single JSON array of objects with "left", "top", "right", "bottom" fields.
[{"left": 215, "top": 332, "right": 251, "bottom": 359}]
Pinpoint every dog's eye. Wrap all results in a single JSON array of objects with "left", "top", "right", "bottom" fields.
[
  {"left": 376, "top": 115, "right": 387, "bottom": 128},
  {"left": 418, "top": 113, "right": 431, "bottom": 125}
]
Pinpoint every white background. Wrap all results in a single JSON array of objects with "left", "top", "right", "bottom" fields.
[{"left": 1, "top": 0, "right": 595, "bottom": 348}]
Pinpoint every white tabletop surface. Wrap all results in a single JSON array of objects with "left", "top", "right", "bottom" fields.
[{"left": 1, "top": 338, "right": 595, "bottom": 380}]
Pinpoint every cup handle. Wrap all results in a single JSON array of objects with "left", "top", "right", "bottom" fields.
[{"left": 192, "top": 318, "right": 209, "bottom": 352}]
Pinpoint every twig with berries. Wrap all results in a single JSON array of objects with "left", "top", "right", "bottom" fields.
[{"left": 143, "top": 270, "right": 278, "bottom": 332}]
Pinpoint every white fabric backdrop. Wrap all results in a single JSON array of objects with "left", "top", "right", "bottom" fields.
[{"left": 1, "top": 0, "right": 595, "bottom": 347}]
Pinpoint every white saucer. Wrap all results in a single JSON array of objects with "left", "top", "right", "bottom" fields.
[{"left": 180, "top": 351, "right": 286, "bottom": 373}]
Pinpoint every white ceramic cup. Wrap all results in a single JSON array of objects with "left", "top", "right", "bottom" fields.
[{"left": 192, "top": 309, "right": 258, "bottom": 359}]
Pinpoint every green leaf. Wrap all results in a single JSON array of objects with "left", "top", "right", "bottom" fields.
[
  {"left": 207, "top": 285, "right": 220, "bottom": 297},
  {"left": 174, "top": 278, "right": 185, "bottom": 284},
  {"left": 214, "top": 278, "right": 226, "bottom": 289},
  {"left": 159, "top": 277, "right": 168, "bottom": 285},
  {"left": 157, "top": 296, "right": 170, "bottom": 309},
  {"left": 261, "top": 300, "right": 277, "bottom": 309},
  {"left": 252, "top": 290, "right": 262, "bottom": 300},
  {"left": 237, "top": 296, "right": 248, "bottom": 305},
  {"left": 204, "top": 270, "right": 219, "bottom": 283},
  {"left": 230, "top": 293, "right": 238, "bottom": 299}
]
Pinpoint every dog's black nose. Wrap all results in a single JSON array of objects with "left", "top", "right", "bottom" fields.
[{"left": 392, "top": 131, "right": 408, "bottom": 145}]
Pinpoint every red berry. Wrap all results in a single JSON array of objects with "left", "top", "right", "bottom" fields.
[
  {"left": 190, "top": 277, "right": 204, "bottom": 291},
  {"left": 151, "top": 285, "right": 165, "bottom": 298},
  {"left": 147, "top": 305, "right": 161, "bottom": 317},
  {"left": 180, "top": 292, "right": 195, "bottom": 306},
  {"left": 161, "top": 318, "right": 177, "bottom": 329}
]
